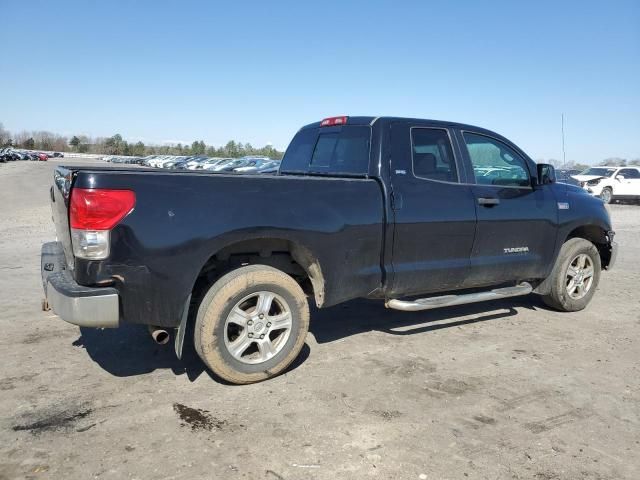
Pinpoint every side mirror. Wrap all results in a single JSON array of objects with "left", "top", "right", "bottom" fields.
[
  {"left": 616, "top": 175, "right": 625, "bottom": 181},
  {"left": 537, "top": 163, "right": 556, "bottom": 185}
]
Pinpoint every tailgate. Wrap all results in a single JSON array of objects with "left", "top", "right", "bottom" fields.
[{"left": 50, "top": 167, "right": 75, "bottom": 270}]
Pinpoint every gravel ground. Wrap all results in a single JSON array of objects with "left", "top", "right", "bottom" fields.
[{"left": 0, "top": 158, "right": 639, "bottom": 480}]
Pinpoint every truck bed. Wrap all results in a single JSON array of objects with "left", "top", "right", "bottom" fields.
[{"left": 51, "top": 167, "right": 386, "bottom": 327}]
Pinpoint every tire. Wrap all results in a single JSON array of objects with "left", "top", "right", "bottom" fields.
[
  {"left": 599, "top": 187, "right": 613, "bottom": 204},
  {"left": 194, "top": 264, "right": 310, "bottom": 384},
  {"left": 542, "top": 238, "right": 601, "bottom": 312}
]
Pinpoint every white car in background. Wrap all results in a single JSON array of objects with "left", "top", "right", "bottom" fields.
[
  {"left": 234, "top": 159, "right": 280, "bottom": 173},
  {"left": 182, "top": 157, "right": 209, "bottom": 169},
  {"left": 147, "top": 155, "right": 171, "bottom": 167},
  {"left": 573, "top": 166, "right": 640, "bottom": 203},
  {"left": 198, "top": 158, "right": 233, "bottom": 170},
  {"left": 205, "top": 158, "right": 251, "bottom": 172},
  {"left": 156, "top": 156, "right": 185, "bottom": 168}
]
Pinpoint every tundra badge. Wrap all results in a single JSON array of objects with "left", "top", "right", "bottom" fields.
[{"left": 504, "top": 247, "right": 529, "bottom": 254}]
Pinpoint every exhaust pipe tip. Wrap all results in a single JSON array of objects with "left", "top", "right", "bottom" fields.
[{"left": 148, "top": 326, "right": 170, "bottom": 345}]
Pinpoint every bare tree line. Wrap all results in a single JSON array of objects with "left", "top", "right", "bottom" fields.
[{"left": 0, "top": 122, "right": 284, "bottom": 159}]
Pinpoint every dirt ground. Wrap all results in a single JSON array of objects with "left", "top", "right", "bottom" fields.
[{"left": 0, "top": 158, "right": 638, "bottom": 480}]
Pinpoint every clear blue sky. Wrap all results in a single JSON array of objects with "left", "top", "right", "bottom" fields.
[{"left": 1, "top": 0, "right": 638, "bottom": 163}]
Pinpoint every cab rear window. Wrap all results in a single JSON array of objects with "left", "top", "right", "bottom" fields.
[{"left": 281, "top": 126, "right": 371, "bottom": 175}]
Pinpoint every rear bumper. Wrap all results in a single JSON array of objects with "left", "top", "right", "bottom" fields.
[{"left": 41, "top": 242, "right": 120, "bottom": 328}]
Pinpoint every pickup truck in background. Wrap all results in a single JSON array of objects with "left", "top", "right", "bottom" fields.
[{"left": 41, "top": 116, "right": 618, "bottom": 384}]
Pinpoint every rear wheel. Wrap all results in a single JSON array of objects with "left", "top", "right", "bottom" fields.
[
  {"left": 542, "top": 238, "right": 601, "bottom": 312},
  {"left": 194, "top": 265, "right": 309, "bottom": 384},
  {"left": 599, "top": 187, "right": 613, "bottom": 204}
]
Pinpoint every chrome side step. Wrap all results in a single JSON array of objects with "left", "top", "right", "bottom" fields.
[{"left": 386, "top": 283, "right": 533, "bottom": 312}]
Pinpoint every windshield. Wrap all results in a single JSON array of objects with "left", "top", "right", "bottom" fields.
[{"left": 580, "top": 167, "right": 616, "bottom": 177}]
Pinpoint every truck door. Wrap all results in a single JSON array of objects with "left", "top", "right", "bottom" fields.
[
  {"left": 457, "top": 130, "right": 558, "bottom": 286},
  {"left": 388, "top": 122, "right": 477, "bottom": 296}
]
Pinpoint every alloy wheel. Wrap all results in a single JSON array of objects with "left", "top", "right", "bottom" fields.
[
  {"left": 565, "top": 253, "right": 595, "bottom": 300},
  {"left": 223, "top": 291, "right": 293, "bottom": 364}
]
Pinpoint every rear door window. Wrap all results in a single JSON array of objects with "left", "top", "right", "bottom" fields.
[
  {"left": 411, "top": 128, "right": 458, "bottom": 182},
  {"left": 618, "top": 168, "right": 640, "bottom": 179}
]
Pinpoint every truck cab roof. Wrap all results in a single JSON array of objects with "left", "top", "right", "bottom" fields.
[
  {"left": 302, "top": 115, "right": 500, "bottom": 133},
  {"left": 300, "top": 116, "right": 513, "bottom": 146}
]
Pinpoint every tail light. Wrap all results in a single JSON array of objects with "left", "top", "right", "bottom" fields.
[
  {"left": 70, "top": 188, "right": 135, "bottom": 259},
  {"left": 320, "top": 116, "right": 348, "bottom": 127}
]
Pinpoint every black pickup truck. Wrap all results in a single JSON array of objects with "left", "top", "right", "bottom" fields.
[{"left": 41, "top": 116, "right": 617, "bottom": 384}]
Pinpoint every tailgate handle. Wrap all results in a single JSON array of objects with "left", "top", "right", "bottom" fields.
[{"left": 478, "top": 197, "right": 500, "bottom": 207}]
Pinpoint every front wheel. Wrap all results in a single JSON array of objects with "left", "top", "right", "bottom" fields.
[
  {"left": 599, "top": 187, "right": 613, "bottom": 204},
  {"left": 542, "top": 238, "right": 601, "bottom": 312},
  {"left": 194, "top": 265, "right": 310, "bottom": 384}
]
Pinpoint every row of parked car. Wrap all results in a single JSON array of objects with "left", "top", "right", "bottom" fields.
[
  {"left": 103, "top": 154, "right": 281, "bottom": 174},
  {"left": 0, "top": 148, "right": 63, "bottom": 162}
]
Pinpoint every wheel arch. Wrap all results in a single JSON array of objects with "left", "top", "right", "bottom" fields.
[
  {"left": 565, "top": 224, "right": 613, "bottom": 269},
  {"left": 536, "top": 222, "right": 612, "bottom": 296},
  {"left": 190, "top": 234, "right": 326, "bottom": 309}
]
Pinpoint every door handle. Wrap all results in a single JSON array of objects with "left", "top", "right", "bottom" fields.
[{"left": 478, "top": 197, "right": 500, "bottom": 207}]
